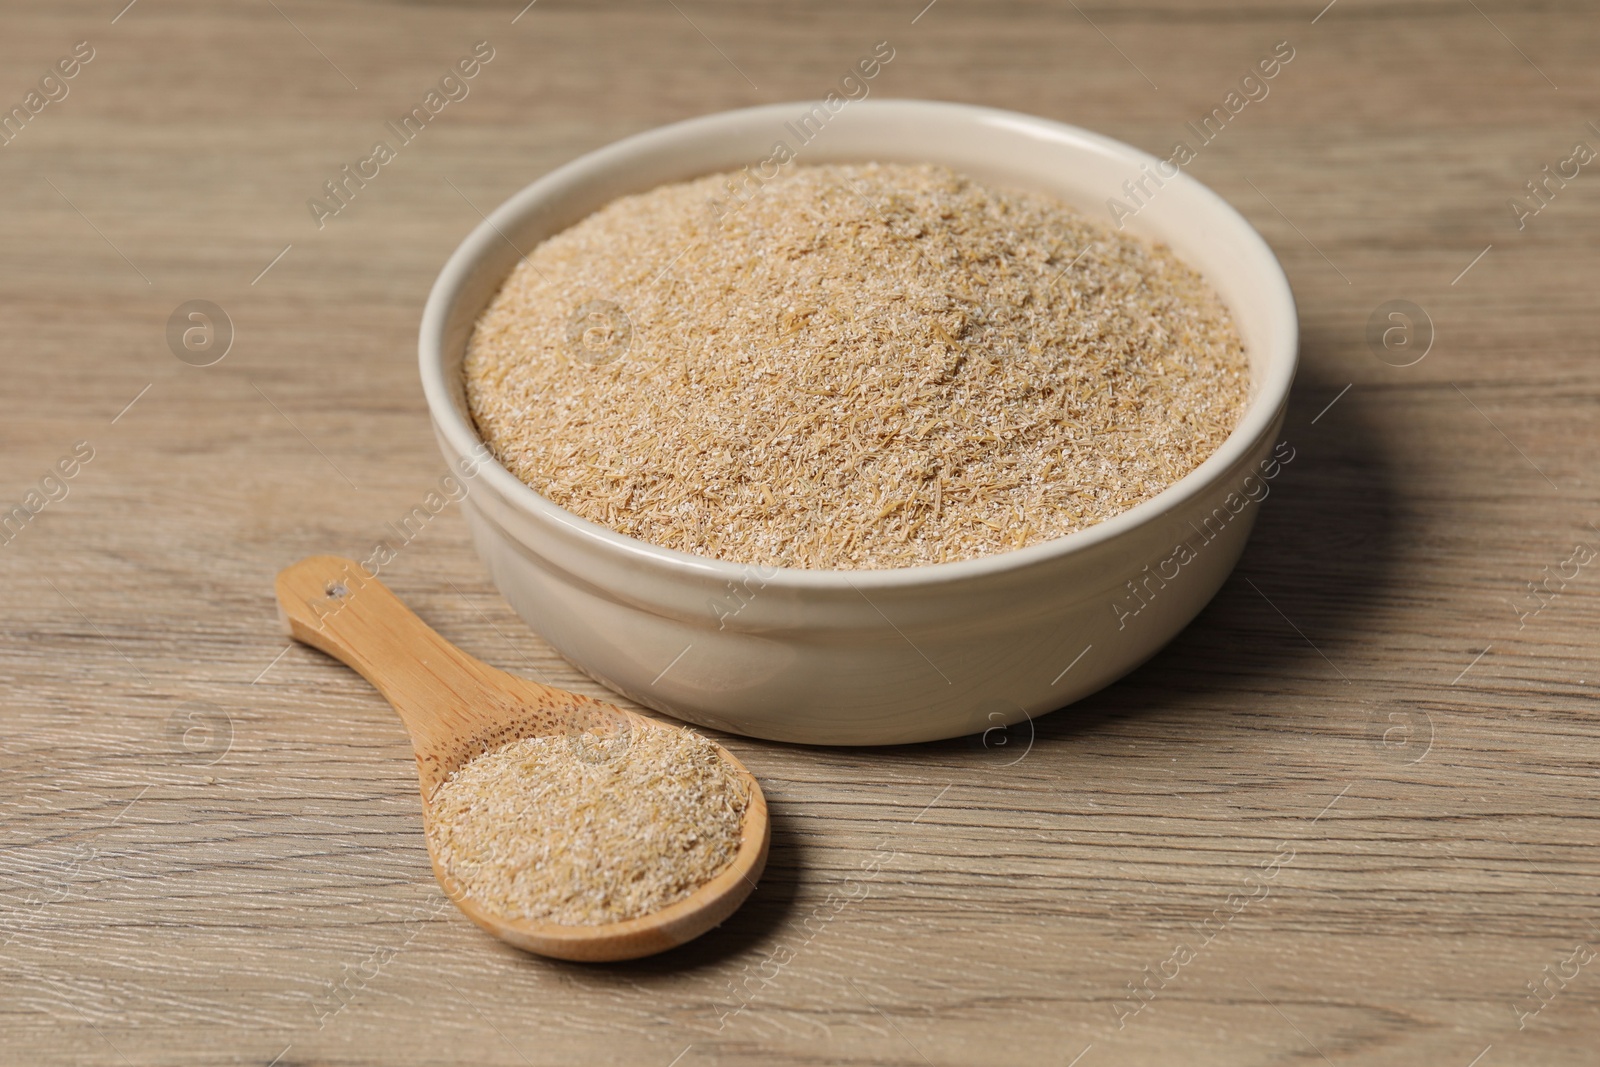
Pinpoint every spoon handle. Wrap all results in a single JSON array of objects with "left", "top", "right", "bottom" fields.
[{"left": 274, "top": 555, "right": 527, "bottom": 754}]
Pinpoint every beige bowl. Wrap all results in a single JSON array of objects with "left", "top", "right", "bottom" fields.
[{"left": 419, "top": 100, "right": 1298, "bottom": 745}]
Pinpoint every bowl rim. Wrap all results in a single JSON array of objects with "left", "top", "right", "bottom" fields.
[{"left": 419, "top": 98, "right": 1298, "bottom": 592}]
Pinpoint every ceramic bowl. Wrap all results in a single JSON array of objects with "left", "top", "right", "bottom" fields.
[{"left": 418, "top": 99, "right": 1298, "bottom": 745}]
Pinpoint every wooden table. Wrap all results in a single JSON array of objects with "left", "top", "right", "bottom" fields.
[{"left": 4, "top": 1, "right": 1597, "bottom": 1063}]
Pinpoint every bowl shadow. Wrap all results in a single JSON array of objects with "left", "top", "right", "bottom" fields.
[{"left": 929, "top": 345, "right": 1399, "bottom": 752}]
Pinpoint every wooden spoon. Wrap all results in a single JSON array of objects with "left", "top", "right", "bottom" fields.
[{"left": 274, "top": 555, "right": 769, "bottom": 962}]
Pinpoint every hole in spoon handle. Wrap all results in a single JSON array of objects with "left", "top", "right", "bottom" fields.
[{"left": 273, "top": 555, "right": 511, "bottom": 741}]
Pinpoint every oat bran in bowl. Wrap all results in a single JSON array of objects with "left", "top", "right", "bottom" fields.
[
  {"left": 419, "top": 100, "right": 1298, "bottom": 745},
  {"left": 464, "top": 163, "right": 1249, "bottom": 571}
]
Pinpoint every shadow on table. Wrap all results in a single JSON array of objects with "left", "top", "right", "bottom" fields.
[{"left": 954, "top": 347, "right": 1400, "bottom": 751}]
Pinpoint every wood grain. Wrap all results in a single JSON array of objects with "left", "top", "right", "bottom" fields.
[{"left": 3, "top": 0, "right": 1599, "bottom": 1063}]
